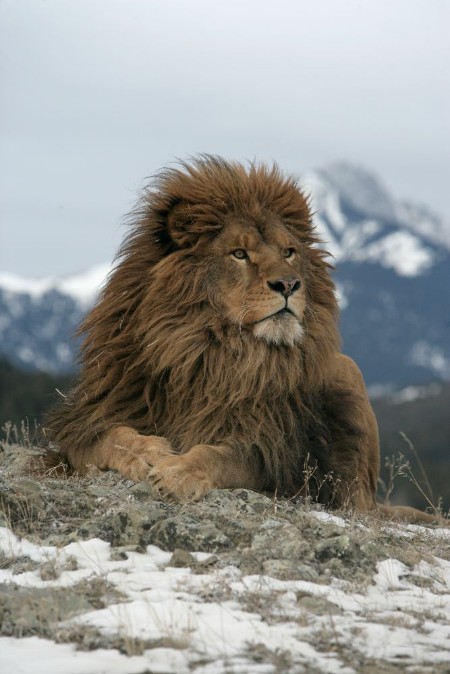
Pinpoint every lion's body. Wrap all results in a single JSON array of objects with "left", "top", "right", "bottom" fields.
[{"left": 47, "top": 156, "right": 382, "bottom": 510}]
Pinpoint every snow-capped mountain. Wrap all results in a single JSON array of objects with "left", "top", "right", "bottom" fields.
[
  {"left": 300, "top": 163, "right": 450, "bottom": 389},
  {"left": 301, "top": 162, "right": 448, "bottom": 275},
  {"left": 1, "top": 163, "right": 449, "bottom": 389},
  {"left": 0, "top": 264, "right": 110, "bottom": 373}
]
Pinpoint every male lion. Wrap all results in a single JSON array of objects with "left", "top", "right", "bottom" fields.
[{"left": 45, "top": 156, "right": 431, "bottom": 519}]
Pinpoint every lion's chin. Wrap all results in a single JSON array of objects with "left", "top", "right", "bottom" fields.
[{"left": 252, "top": 315, "right": 304, "bottom": 347}]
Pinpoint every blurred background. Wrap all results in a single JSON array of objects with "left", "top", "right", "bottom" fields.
[{"left": 1, "top": 0, "right": 449, "bottom": 511}]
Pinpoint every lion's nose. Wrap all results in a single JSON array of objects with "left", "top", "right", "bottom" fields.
[{"left": 267, "top": 278, "right": 301, "bottom": 297}]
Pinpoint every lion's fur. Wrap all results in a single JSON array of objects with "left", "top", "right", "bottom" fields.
[{"left": 46, "top": 156, "right": 383, "bottom": 508}]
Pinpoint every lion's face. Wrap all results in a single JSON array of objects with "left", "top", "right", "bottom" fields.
[
  {"left": 152, "top": 157, "right": 333, "bottom": 351},
  {"left": 206, "top": 216, "right": 306, "bottom": 347}
]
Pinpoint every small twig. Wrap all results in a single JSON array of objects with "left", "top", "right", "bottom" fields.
[{"left": 399, "top": 431, "right": 435, "bottom": 506}]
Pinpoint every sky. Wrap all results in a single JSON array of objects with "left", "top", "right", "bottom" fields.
[{"left": 1, "top": 0, "right": 449, "bottom": 278}]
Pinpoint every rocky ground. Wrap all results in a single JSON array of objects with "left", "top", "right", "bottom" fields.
[{"left": 1, "top": 440, "right": 449, "bottom": 674}]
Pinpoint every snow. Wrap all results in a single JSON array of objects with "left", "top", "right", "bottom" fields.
[
  {"left": 348, "top": 230, "right": 435, "bottom": 276},
  {"left": 0, "top": 263, "right": 110, "bottom": 308},
  {"left": 410, "top": 342, "right": 450, "bottom": 378},
  {"left": 0, "top": 637, "right": 160, "bottom": 674},
  {"left": 396, "top": 200, "right": 450, "bottom": 252},
  {"left": 390, "top": 382, "right": 442, "bottom": 404},
  {"left": 1, "top": 524, "right": 450, "bottom": 674},
  {"left": 334, "top": 282, "right": 349, "bottom": 310}
]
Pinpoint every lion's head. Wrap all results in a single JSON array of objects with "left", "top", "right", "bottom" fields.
[{"left": 127, "top": 156, "right": 339, "bottom": 356}]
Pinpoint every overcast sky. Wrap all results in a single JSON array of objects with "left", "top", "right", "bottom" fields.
[{"left": 1, "top": 0, "right": 449, "bottom": 278}]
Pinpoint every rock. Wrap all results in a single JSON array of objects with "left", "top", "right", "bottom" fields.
[
  {"left": 201, "top": 489, "right": 276, "bottom": 516},
  {"left": 150, "top": 517, "right": 231, "bottom": 552},
  {"left": 77, "top": 504, "right": 169, "bottom": 546},
  {"left": 11, "top": 479, "right": 44, "bottom": 496},
  {"left": 168, "top": 549, "right": 196, "bottom": 567},
  {"left": 167, "top": 549, "right": 220, "bottom": 571},
  {"left": 315, "top": 534, "right": 352, "bottom": 560},
  {"left": 262, "top": 559, "right": 320, "bottom": 581},
  {"left": 0, "top": 585, "right": 99, "bottom": 637},
  {"left": 252, "top": 523, "right": 309, "bottom": 560},
  {"left": 86, "top": 485, "right": 110, "bottom": 498},
  {"left": 129, "top": 481, "right": 154, "bottom": 497},
  {"left": 296, "top": 593, "right": 342, "bottom": 615}
]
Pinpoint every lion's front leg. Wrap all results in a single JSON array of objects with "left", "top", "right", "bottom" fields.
[
  {"left": 66, "top": 426, "right": 174, "bottom": 482},
  {"left": 149, "top": 444, "right": 265, "bottom": 501}
]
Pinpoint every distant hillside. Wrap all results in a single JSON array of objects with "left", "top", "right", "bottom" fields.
[
  {"left": 373, "top": 382, "right": 450, "bottom": 513},
  {"left": 0, "top": 359, "right": 72, "bottom": 437}
]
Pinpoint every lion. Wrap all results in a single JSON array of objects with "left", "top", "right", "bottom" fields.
[{"left": 45, "top": 156, "right": 436, "bottom": 522}]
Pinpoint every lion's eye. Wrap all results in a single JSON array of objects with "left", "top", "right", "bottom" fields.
[
  {"left": 282, "top": 248, "right": 295, "bottom": 259},
  {"left": 231, "top": 249, "right": 248, "bottom": 260}
]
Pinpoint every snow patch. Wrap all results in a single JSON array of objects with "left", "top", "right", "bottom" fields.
[
  {"left": 410, "top": 342, "right": 450, "bottom": 378},
  {"left": 334, "top": 282, "right": 349, "bottom": 310},
  {"left": 390, "top": 382, "right": 442, "bottom": 404},
  {"left": 396, "top": 200, "right": 450, "bottom": 252},
  {"left": 349, "top": 230, "right": 435, "bottom": 275}
]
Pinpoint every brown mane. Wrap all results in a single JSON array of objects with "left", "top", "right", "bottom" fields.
[{"left": 47, "top": 157, "right": 349, "bottom": 497}]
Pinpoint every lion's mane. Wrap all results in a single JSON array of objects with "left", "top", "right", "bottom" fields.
[{"left": 47, "top": 156, "right": 363, "bottom": 500}]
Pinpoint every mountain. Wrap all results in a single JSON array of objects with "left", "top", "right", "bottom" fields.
[
  {"left": 1, "top": 164, "right": 449, "bottom": 389},
  {"left": 302, "top": 162, "right": 450, "bottom": 270},
  {"left": 0, "top": 265, "right": 109, "bottom": 374},
  {"left": 301, "top": 163, "right": 450, "bottom": 390}
]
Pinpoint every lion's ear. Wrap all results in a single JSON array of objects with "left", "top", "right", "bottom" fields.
[
  {"left": 167, "top": 203, "right": 196, "bottom": 247},
  {"left": 167, "top": 202, "right": 221, "bottom": 247}
]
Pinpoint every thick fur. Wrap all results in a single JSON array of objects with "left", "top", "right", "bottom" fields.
[{"left": 45, "top": 156, "right": 425, "bottom": 517}]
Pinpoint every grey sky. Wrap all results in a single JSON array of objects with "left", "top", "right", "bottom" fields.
[{"left": 1, "top": 0, "right": 449, "bottom": 278}]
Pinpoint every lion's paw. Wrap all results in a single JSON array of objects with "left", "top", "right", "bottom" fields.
[
  {"left": 149, "top": 455, "right": 213, "bottom": 501},
  {"left": 113, "top": 433, "right": 174, "bottom": 482}
]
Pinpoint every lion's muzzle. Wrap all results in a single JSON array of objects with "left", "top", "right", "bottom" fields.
[{"left": 267, "top": 277, "right": 301, "bottom": 298}]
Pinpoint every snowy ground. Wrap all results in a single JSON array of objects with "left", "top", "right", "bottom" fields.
[{"left": 1, "top": 512, "right": 450, "bottom": 674}]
